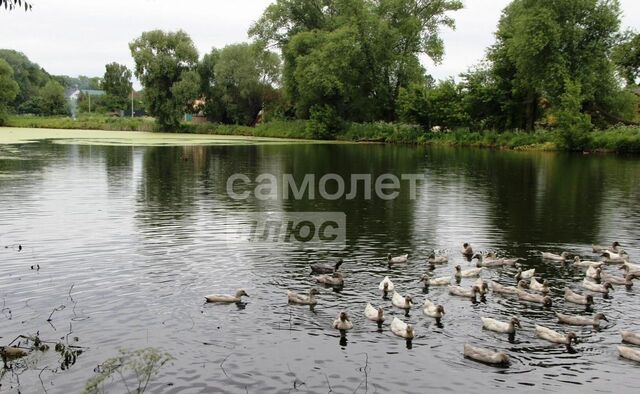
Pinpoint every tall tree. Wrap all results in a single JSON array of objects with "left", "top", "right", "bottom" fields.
[
  {"left": 39, "top": 80, "right": 68, "bottom": 116},
  {"left": 0, "top": 49, "right": 50, "bottom": 111},
  {"left": 613, "top": 31, "right": 640, "bottom": 86},
  {"left": 102, "top": 62, "right": 132, "bottom": 111},
  {"left": 129, "top": 30, "right": 199, "bottom": 130},
  {"left": 0, "top": 59, "right": 19, "bottom": 125}
]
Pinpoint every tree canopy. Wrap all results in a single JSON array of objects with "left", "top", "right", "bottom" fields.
[
  {"left": 102, "top": 62, "right": 132, "bottom": 111},
  {"left": 0, "top": 59, "right": 19, "bottom": 125}
]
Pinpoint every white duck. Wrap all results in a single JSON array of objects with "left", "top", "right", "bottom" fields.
[
  {"left": 556, "top": 312, "right": 608, "bottom": 327},
  {"left": 287, "top": 288, "right": 320, "bottom": 305},
  {"left": 422, "top": 299, "right": 445, "bottom": 323},
  {"left": 585, "top": 266, "right": 602, "bottom": 280},
  {"left": 601, "top": 272, "right": 634, "bottom": 287},
  {"left": 618, "top": 346, "right": 640, "bottom": 362},
  {"left": 582, "top": 279, "right": 614, "bottom": 294},
  {"left": 427, "top": 253, "right": 448, "bottom": 264},
  {"left": 572, "top": 256, "right": 603, "bottom": 268},
  {"left": 420, "top": 274, "right": 451, "bottom": 287},
  {"left": 378, "top": 276, "right": 395, "bottom": 296},
  {"left": 490, "top": 280, "right": 528, "bottom": 295},
  {"left": 455, "top": 265, "right": 483, "bottom": 279},
  {"left": 332, "top": 312, "right": 353, "bottom": 331},
  {"left": 364, "top": 303, "right": 385, "bottom": 323},
  {"left": 392, "top": 291, "right": 414, "bottom": 310},
  {"left": 448, "top": 285, "right": 481, "bottom": 301},
  {"left": 515, "top": 268, "right": 535, "bottom": 281},
  {"left": 481, "top": 317, "right": 520, "bottom": 334},
  {"left": 541, "top": 251, "right": 570, "bottom": 262},
  {"left": 518, "top": 290, "right": 552, "bottom": 307},
  {"left": 564, "top": 288, "right": 594, "bottom": 305},
  {"left": 529, "top": 277, "right": 550, "bottom": 294},
  {"left": 390, "top": 317, "right": 414, "bottom": 339},
  {"left": 592, "top": 241, "right": 621, "bottom": 254},
  {"left": 621, "top": 330, "right": 640, "bottom": 346},
  {"left": 620, "top": 261, "right": 640, "bottom": 274},
  {"left": 602, "top": 250, "right": 629, "bottom": 263},
  {"left": 205, "top": 289, "right": 249, "bottom": 303},
  {"left": 387, "top": 253, "right": 408, "bottom": 265},
  {"left": 535, "top": 325, "right": 578, "bottom": 346},
  {"left": 463, "top": 344, "right": 510, "bottom": 366}
]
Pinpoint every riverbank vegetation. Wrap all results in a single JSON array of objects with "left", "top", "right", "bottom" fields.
[{"left": 1, "top": 0, "right": 639, "bottom": 152}]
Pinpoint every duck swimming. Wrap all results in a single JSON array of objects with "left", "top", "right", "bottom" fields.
[
  {"left": 310, "top": 259, "right": 344, "bottom": 274},
  {"left": 601, "top": 272, "right": 633, "bottom": 288},
  {"left": 592, "top": 241, "right": 621, "bottom": 254},
  {"left": 205, "top": 289, "right": 249, "bottom": 303},
  {"left": 585, "top": 266, "right": 602, "bottom": 280},
  {"left": 490, "top": 280, "right": 528, "bottom": 295},
  {"left": 364, "top": 303, "right": 385, "bottom": 323},
  {"left": 422, "top": 299, "right": 445, "bottom": 324},
  {"left": 517, "top": 290, "right": 552, "bottom": 307},
  {"left": 419, "top": 274, "right": 451, "bottom": 287},
  {"left": 529, "top": 277, "right": 550, "bottom": 294},
  {"left": 333, "top": 311, "right": 353, "bottom": 331},
  {"left": 390, "top": 317, "right": 415, "bottom": 339},
  {"left": 621, "top": 330, "right": 640, "bottom": 346},
  {"left": 541, "top": 251, "right": 570, "bottom": 262},
  {"left": 601, "top": 250, "right": 629, "bottom": 263},
  {"left": 481, "top": 317, "right": 520, "bottom": 335},
  {"left": 449, "top": 285, "right": 481, "bottom": 301},
  {"left": 564, "top": 288, "right": 594, "bottom": 306},
  {"left": 556, "top": 312, "right": 608, "bottom": 327},
  {"left": 392, "top": 291, "right": 414, "bottom": 311},
  {"left": 462, "top": 243, "right": 474, "bottom": 257},
  {"left": 463, "top": 344, "right": 510, "bottom": 366},
  {"left": 582, "top": 279, "right": 614, "bottom": 295},
  {"left": 427, "top": 253, "right": 448, "bottom": 264},
  {"left": 387, "top": 253, "right": 408, "bottom": 265},
  {"left": 572, "top": 256, "right": 603, "bottom": 268},
  {"left": 287, "top": 288, "right": 320, "bottom": 305},
  {"left": 535, "top": 325, "right": 578, "bottom": 346},
  {"left": 315, "top": 272, "right": 344, "bottom": 286},
  {"left": 455, "top": 265, "right": 483, "bottom": 280},
  {"left": 474, "top": 278, "right": 489, "bottom": 295},
  {"left": 515, "top": 268, "right": 535, "bottom": 281},
  {"left": 618, "top": 346, "right": 640, "bottom": 362},
  {"left": 379, "top": 276, "right": 395, "bottom": 297}
]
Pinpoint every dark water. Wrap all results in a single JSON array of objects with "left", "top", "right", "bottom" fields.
[{"left": 1, "top": 141, "right": 639, "bottom": 393}]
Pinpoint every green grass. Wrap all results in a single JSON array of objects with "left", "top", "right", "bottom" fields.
[{"left": 5, "top": 115, "right": 640, "bottom": 153}]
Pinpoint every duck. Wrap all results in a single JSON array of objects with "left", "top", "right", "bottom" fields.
[
  {"left": 392, "top": 291, "right": 414, "bottom": 310},
  {"left": 462, "top": 243, "right": 474, "bottom": 257},
  {"left": 556, "top": 312, "right": 608, "bottom": 327},
  {"left": 390, "top": 317, "right": 415, "bottom": 339},
  {"left": 463, "top": 344, "right": 510, "bottom": 366},
  {"left": 481, "top": 317, "right": 521, "bottom": 335},
  {"left": 474, "top": 254, "right": 519, "bottom": 268},
  {"left": 541, "top": 251, "right": 570, "bottom": 262},
  {"left": 0, "top": 346, "right": 29, "bottom": 360},
  {"left": 601, "top": 272, "right": 634, "bottom": 287},
  {"left": 621, "top": 330, "right": 640, "bottom": 346},
  {"left": 387, "top": 253, "right": 408, "bottom": 265},
  {"left": 474, "top": 278, "right": 489, "bottom": 295},
  {"left": 490, "top": 280, "right": 528, "bottom": 295},
  {"left": 314, "top": 272, "right": 344, "bottom": 286},
  {"left": 602, "top": 250, "right": 629, "bottom": 264},
  {"left": 517, "top": 290, "right": 552, "bottom": 307},
  {"left": 419, "top": 274, "right": 451, "bottom": 287},
  {"left": 427, "top": 253, "right": 448, "bottom": 264},
  {"left": 585, "top": 266, "right": 602, "bottom": 280},
  {"left": 592, "top": 241, "right": 621, "bottom": 254},
  {"left": 287, "top": 288, "right": 320, "bottom": 305},
  {"left": 332, "top": 311, "right": 353, "bottom": 331},
  {"left": 455, "top": 265, "right": 483, "bottom": 279},
  {"left": 205, "top": 289, "right": 249, "bottom": 303},
  {"left": 535, "top": 325, "right": 578, "bottom": 346},
  {"left": 310, "top": 259, "right": 343, "bottom": 274},
  {"left": 618, "top": 346, "right": 640, "bottom": 362},
  {"left": 582, "top": 279, "right": 614, "bottom": 295},
  {"left": 391, "top": 317, "right": 415, "bottom": 339},
  {"left": 378, "top": 276, "right": 395, "bottom": 297},
  {"left": 529, "top": 277, "right": 550, "bottom": 294},
  {"left": 564, "top": 288, "right": 594, "bottom": 306},
  {"left": 620, "top": 261, "right": 640, "bottom": 274},
  {"left": 515, "top": 268, "right": 535, "bottom": 281},
  {"left": 422, "top": 299, "right": 445, "bottom": 324},
  {"left": 364, "top": 303, "right": 385, "bottom": 323},
  {"left": 448, "top": 285, "right": 481, "bottom": 301},
  {"left": 572, "top": 256, "right": 603, "bottom": 268}
]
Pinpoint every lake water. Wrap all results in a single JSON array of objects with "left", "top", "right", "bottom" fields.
[{"left": 1, "top": 134, "right": 639, "bottom": 393}]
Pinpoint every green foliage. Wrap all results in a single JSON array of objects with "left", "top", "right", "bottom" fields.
[
  {"left": 0, "top": 49, "right": 50, "bottom": 111},
  {"left": 307, "top": 104, "right": 344, "bottom": 139},
  {"left": 82, "top": 348, "right": 173, "bottom": 394},
  {"left": 555, "top": 79, "right": 592, "bottom": 150},
  {"left": 102, "top": 63, "right": 132, "bottom": 111},
  {"left": 171, "top": 70, "right": 200, "bottom": 114},
  {"left": 0, "top": 59, "right": 19, "bottom": 125},
  {"left": 6, "top": 114, "right": 156, "bottom": 131},
  {"left": 129, "top": 30, "right": 199, "bottom": 130},
  {"left": 55, "top": 75, "right": 102, "bottom": 90},
  {"left": 613, "top": 31, "right": 640, "bottom": 86},
  {"left": 39, "top": 80, "right": 68, "bottom": 116}
]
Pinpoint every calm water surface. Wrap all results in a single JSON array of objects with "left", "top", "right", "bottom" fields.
[{"left": 1, "top": 140, "right": 639, "bottom": 393}]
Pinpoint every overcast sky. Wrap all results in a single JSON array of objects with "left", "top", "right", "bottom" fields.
[{"left": 2, "top": 0, "right": 639, "bottom": 89}]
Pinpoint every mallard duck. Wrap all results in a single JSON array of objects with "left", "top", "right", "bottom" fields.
[
  {"left": 448, "top": 285, "right": 481, "bottom": 301},
  {"left": 463, "top": 344, "right": 510, "bottom": 366},
  {"left": 541, "top": 251, "right": 570, "bottom": 261},
  {"left": 572, "top": 256, "right": 603, "bottom": 268},
  {"left": 490, "top": 280, "right": 528, "bottom": 295},
  {"left": 287, "top": 288, "right": 320, "bottom": 305},
  {"left": 379, "top": 276, "right": 395, "bottom": 297},
  {"left": 310, "top": 259, "right": 343, "bottom": 274},
  {"left": 515, "top": 268, "right": 535, "bottom": 281},
  {"left": 529, "top": 277, "right": 550, "bottom": 294},
  {"left": 462, "top": 243, "right": 474, "bottom": 256},
  {"left": 364, "top": 303, "right": 385, "bottom": 323},
  {"left": 455, "top": 265, "right": 483, "bottom": 279},
  {"left": 205, "top": 289, "right": 249, "bottom": 303},
  {"left": 556, "top": 312, "right": 608, "bottom": 327},
  {"left": 582, "top": 279, "right": 614, "bottom": 294},
  {"left": 390, "top": 317, "right": 414, "bottom": 339},
  {"left": 422, "top": 299, "right": 445, "bottom": 323},
  {"left": 392, "top": 291, "right": 414, "bottom": 310},
  {"left": 427, "top": 253, "right": 448, "bottom": 264},
  {"left": 419, "top": 274, "right": 451, "bottom": 287},
  {"left": 333, "top": 311, "right": 353, "bottom": 331},
  {"left": 601, "top": 272, "right": 633, "bottom": 287},
  {"left": 0, "top": 346, "right": 28, "bottom": 360},
  {"left": 602, "top": 250, "right": 629, "bottom": 263},
  {"left": 585, "top": 266, "right": 602, "bottom": 280},
  {"left": 315, "top": 272, "right": 344, "bottom": 286},
  {"left": 618, "top": 345, "right": 640, "bottom": 362},
  {"left": 518, "top": 290, "right": 552, "bottom": 307},
  {"left": 535, "top": 325, "right": 578, "bottom": 345},
  {"left": 387, "top": 253, "right": 408, "bottom": 265},
  {"left": 481, "top": 317, "right": 520, "bottom": 334},
  {"left": 564, "top": 288, "right": 594, "bottom": 305},
  {"left": 474, "top": 278, "right": 489, "bottom": 295},
  {"left": 592, "top": 241, "right": 621, "bottom": 254},
  {"left": 621, "top": 330, "right": 640, "bottom": 346}
]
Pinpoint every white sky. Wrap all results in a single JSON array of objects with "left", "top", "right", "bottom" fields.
[{"left": 1, "top": 0, "right": 639, "bottom": 89}]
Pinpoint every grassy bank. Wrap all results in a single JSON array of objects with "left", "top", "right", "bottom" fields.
[{"left": 5, "top": 115, "right": 640, "bottom": 153}]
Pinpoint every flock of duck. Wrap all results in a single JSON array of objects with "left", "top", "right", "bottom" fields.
[{"left": 205, "top": 241, "right": 640, "bottom": 367}]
